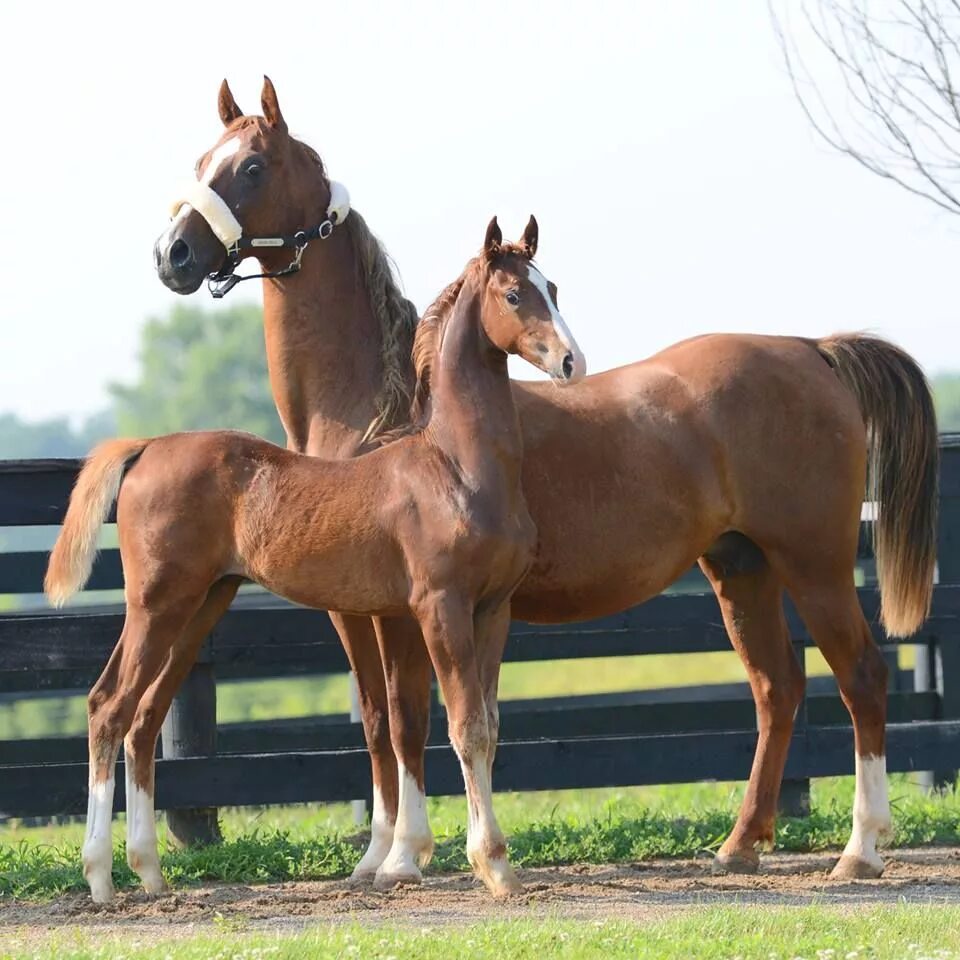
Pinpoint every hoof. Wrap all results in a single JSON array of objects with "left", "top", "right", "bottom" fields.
[
  {"left": 87, "top": 877, "right": 115, "bottom": 904},
  {"left": 490, "top": 872, "right": 523, "bottom": 899},
  {"left": 140, "top": 873, "right": 168, "bottom": 896},
  {"left": 830, "top": 854, "right": 884, "bottom": 880},
  {"left": 348, "top": 867, "right": 377, "bottom": 887},
  {"left": 712, "top": 851, "right": 760, "bottom": 875},
  {"left": 373, "top": 866, "right": 423, "bottom": 891}
]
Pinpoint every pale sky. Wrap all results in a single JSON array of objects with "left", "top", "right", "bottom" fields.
[{"left": 1, "top": 0, "right": 956, "bottom": 425}]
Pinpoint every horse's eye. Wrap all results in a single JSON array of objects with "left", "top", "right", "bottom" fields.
[
  {"left": 505, "top": 291, "right": 520, "bottom": 306},
  {"left": 245, "top": 162, "right": 263, "bottom": 178}
]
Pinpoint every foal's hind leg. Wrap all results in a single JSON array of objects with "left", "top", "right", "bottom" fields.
[
  {"left": 773, "top": 564, "right": 891, "bottom": 879},
  {"left": 700, "top": 539, "right": 805, "bottom": 875},
  {"left": 123, "top": 577, "right": 241, "bottom": 894},
  {"left": 331, "top": 613, "right": 404, "bottom": 883},
  {"left": 84, "top": 595, "right": 205, "bottom": 902},
  {"left": 371, "top": 615, "right": 434, "bottom": 888}
]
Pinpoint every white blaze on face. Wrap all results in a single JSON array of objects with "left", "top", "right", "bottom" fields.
[
  {"left": 525, "top": 264, "right": 587, "bottom": 382},
  {"left": 199, "top": 137, "right": 242, "bottom": 186},
  {"left": 841, "top": 753, "right": 891, "bottom": 869}
]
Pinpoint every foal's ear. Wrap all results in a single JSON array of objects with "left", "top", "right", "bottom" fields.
[
  {"left": 218, "top": 79, "right": 243, "bottom": 127},
  {"left": 261, "top": 75, "right": 288, "bottom": 133},
  {"left": 484, "top": 216, "right": 502, "bottom": 260},
  {"left": 519, "top": 215, "right": 538, "bottom": 259}
]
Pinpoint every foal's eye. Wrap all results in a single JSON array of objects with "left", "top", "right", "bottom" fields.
[
  {"left": 245, "top": 162, "right": 263, "bottom": 178},
  {"left": 505, "top": 291, "right": 520, "bottom": 306}
]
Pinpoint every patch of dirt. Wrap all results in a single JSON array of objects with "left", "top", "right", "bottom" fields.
[{"left": 3, "top": 847, "right": 960, "bottom": 942}]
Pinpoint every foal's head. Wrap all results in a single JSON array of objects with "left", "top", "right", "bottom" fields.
[
  {"left": 154, "top": 77, "right": 338, "bottom": 294},
  {"left": 475, "top": 216, "right": 586, "bottom": 384}
]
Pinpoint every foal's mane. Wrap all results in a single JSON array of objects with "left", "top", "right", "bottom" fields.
[{"left": 378, "top": 242, "right": 528, "bottom": 444}]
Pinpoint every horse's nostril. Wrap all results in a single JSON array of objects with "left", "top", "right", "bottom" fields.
[
  {"left": 562, "top": 352, "right": 574, "bottom": 379},
  {"left": 169, "top": 239, "right": 193, "bottom": 269}
]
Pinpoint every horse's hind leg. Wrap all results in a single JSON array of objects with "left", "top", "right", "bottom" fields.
[
  {"left": 83, "top": 593, "right": 205, "bottom": 902},
  {"left": 700, "top": 535, "right": 805, "bottom": 875},
  {"left": 774, "top": 565, "right": 890, "bottom": 879},
  {"left": 122, "top": 577, "right": 241, "bottom": 894}
]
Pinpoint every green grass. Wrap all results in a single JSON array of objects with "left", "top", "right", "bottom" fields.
[
  {"left": 4, "top": 908, "right": 960, "bottom": 960},
  {"left": 2, "top": 776, "right": 958, "bottom": 901}
]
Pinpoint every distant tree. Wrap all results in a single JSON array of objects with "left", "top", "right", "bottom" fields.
[
  {"left": 0, "top": 409, "right": 116, "bottom": 459},
  {"left": 109, "top": 304, "right": 284, "bottom": 444},
  {"left": 933, "top": 374, "right": 960, "bottom": 432},
  {"left": 771, "top": 0, "right": 960, "bottom": 215}
]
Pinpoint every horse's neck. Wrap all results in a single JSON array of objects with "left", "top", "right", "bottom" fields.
[
  {"left": 261, "top": 226, "right": 388, "bottom": 459},
  {"left": 427, "top": 287, "right": 523, "bottom": 493}
]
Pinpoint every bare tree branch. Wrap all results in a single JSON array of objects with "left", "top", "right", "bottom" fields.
[{"left": 770, "top": 0, "right": 960, "bottom": 214}]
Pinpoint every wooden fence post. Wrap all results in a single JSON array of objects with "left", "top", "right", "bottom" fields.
[
  {"left": 778, "top": 634, "right": 810, "bottom": 818},
  {"left": 917, "top": 437, "right": 960, "bottom": 790},
  {"left": 349, "top": 673, "right": 371, "bottom": 826},
  {"left": 161, "top": 661, "right": 222, "bottom": 847}
]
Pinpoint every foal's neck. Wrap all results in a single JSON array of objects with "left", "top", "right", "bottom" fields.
[
  {"left": 427, "top": 286, "right": 523, "bottom": 494},
  {"left": 260, "top": 209, "right": 391, "bottom": 460}
]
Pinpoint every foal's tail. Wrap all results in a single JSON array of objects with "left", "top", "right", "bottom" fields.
[
  {"left": 817, "top": 334, "right": 939, "bottom": 637},
  {"left": 45, "top": 438, "right": 151, "bottom": 608}
]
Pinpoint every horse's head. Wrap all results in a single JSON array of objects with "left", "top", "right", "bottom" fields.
[
  {"left": 154, "top": 77, "right": 345, "bottom": 295},
  {"left": 478, "top": 217, "right": 586, "bottom": 385}
]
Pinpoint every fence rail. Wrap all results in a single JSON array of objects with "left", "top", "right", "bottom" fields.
[{"left": 1, "top": 438, "right": 959, "bottom": 829}]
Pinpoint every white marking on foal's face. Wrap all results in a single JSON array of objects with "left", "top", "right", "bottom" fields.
[
  {"left": 525, "top": 264, "right": 587, "bottom": 382},
  {"left": 199, "top": 136, "right": 241, "bottom": 186}
]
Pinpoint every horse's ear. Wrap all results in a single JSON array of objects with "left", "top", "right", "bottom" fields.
[
  {"left": 218, "top": 79, "right": 243, "bottom": 127},
  {"left": 519, "top": 215, "right": 538, "bottom": 259},
  {"left": 261, "top": 75, "right": 288, "bottom": 133},
  {"left": 484, "top": 216, "right": 502, "bottom": 260}
]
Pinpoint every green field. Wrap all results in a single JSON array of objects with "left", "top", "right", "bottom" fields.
[{"left": 4, "top": 908, "right": 960, "bottom": 960}]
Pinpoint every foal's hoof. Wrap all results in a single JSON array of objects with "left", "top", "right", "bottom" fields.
[
  {"left": 87, "top": 877, "right": 116, "bottom": 904},
  {"left": 348, "top": 867, "right": 377, "bottom": 888},
  {"left": 830, "top": 854, "right": 884, "bottom": 880},
  {"left": 373, "top": 866, "right": 423, "bottom": 891},
  {"left": 712, "top": 850, "right": 760, "bottom": 875},
  {"left": 489, "top": 871, "right": 523, "bottom": 899}
]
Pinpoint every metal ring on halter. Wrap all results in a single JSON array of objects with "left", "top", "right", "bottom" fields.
[{"left": 318, "top": 219, "right": 334, "bottom": 240}]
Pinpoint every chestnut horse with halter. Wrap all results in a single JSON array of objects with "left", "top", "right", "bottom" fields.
[
  {"left": 47, "top": 216, "right": 584, "bottom": 902},
  {"left": 150, "top": 80, "right": 938, "bottom": 889}
]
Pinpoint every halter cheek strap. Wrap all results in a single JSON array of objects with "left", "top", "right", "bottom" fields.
[{"left": 167, "top": 180, "right": 352, "bottom": 298}]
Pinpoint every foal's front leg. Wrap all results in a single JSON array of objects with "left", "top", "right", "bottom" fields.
[{"left": 415, "top": 592, "right": 520, "bottom": 898}]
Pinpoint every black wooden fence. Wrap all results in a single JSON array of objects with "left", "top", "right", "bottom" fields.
[{"left": 1, "top": 437, "right": 959, "bottom": 838}]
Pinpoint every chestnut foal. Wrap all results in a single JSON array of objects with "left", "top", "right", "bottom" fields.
[
  {"left": 155, "top": 80, "right": 939, "bottom": 885},
  {"left": 47, "top": 217, "right": 584, "bottom": 903}
]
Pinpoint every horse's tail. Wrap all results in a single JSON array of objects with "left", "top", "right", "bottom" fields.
[
  {"left": 45, "top": 438, "right": 151, "bottom": 608},
  {"left": 817, "top": 334, "right": 939, "bottom": 637}
]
